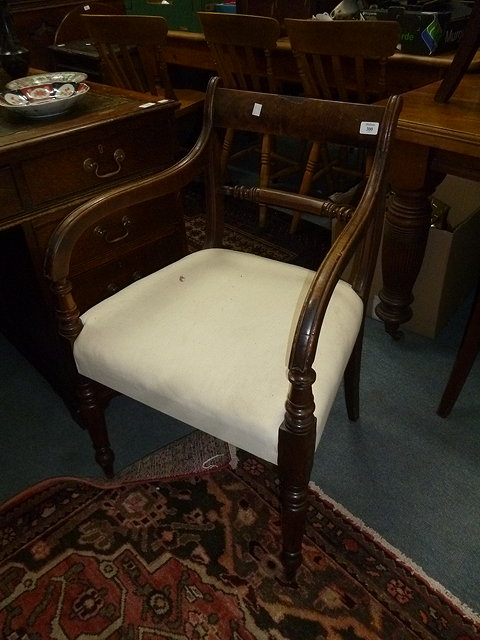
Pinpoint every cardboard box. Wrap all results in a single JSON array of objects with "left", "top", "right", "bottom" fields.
[
  {"left": 127, "top": 0, "right": 216, "bottom": 32},
  {"left": 360, "top": 2, "right": 472, "bottom": 55},
  {"left": 367, "top": 177, "right": 480, "bottom": 338}
]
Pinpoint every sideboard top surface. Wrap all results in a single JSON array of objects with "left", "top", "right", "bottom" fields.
[{"left": 0, "top": 82, "right": 178, "bottom": 150}]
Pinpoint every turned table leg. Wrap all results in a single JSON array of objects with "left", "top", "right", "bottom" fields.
[{"left": 375, "top": 142, "right": 445, "bottom": 338}]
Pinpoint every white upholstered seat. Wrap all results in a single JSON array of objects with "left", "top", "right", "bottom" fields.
[{"left": 75, "top": 248, "right": 363, "bottom": 464}]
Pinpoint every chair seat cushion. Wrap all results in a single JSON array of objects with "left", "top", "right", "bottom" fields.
[{"left": 74, "top": 248, "right": 363, "bottom": 464}]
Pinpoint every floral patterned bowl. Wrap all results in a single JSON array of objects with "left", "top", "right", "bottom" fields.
[{"left": 0, "top": 72, "right": 89, "bottom": 118}]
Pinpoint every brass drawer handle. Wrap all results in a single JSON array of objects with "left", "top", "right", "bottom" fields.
[
  {"left": 83, "top": 148, "right": 126, "bottom": 178},
  {"left": 107, "top": 283, "right": 120, "bottom": 295},
  {"left": 94, "top": 216, "right": 131, "bottom": 243}
]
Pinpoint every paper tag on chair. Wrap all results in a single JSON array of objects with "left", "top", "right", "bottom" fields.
[
  {"left": 252, "top": 103, "right": 263, "bottom": 117},
  {"left": 360, "top": 122, "right": 379, "bottom": 135}
]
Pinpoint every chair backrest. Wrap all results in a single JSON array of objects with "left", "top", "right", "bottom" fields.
[
  {"left": 284, "top": 18, "right": 401, "bottom": 102},
  {"left": 45, "top": 77, "right": 402, "bottom": 356},
  {"left": 54, "top": 2, "right": 125, "bottom": 45},
  {"left": 435, "top": 0, "right": 480, "bottom": 102},
  {"left": 198, "top": 12, "right": 281, "bottom": 93},
  {"left": 236, "top": 0, "right": 313, "bottom": 21},
  {"left": 80, "top": 14, "right": 176, "bottom": 99}
]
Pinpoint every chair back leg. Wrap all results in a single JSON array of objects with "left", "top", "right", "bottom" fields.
[
  {"left": 435, "top": 1, "right": 480, "bottom": 102},
  {"left": 77, "top": 375, "right": 115, "bottom": 477},
  {"left": 343, "top": 328, "right": 364, "bottom": 422},
  {"left": 437, "top": 281, "right": 480, "bottom": 417}
]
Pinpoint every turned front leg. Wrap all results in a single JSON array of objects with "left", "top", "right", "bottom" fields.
[{"left": 278, "top": 367, "right": 316, "bottom": 583}]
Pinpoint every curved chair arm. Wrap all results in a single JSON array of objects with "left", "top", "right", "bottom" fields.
[
  {"left": 289, "top": 94, "right": 403, "bottom": 373},
  {"left": 45, "top": 77, "right": 220, "bottom": 286}
]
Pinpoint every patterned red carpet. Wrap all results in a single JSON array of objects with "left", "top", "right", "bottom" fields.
[{"left": 0, "top": 444, "right": 478, "bottom": 639}]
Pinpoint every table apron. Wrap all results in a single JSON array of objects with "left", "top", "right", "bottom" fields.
[{"left": 430, "top": 148, "right": 480, "bottom": 182}]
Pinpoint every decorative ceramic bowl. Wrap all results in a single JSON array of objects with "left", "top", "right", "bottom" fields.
[{"left": 0, "top": 72, "right": 89, "bottom": 118}]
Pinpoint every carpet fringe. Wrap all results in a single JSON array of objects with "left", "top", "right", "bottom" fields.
[
  {"left": 227, "top": 443, "right": 239, "bottom": 469},
  {"left": 309, "top": 479, "right": 480, "bottom": 626}
]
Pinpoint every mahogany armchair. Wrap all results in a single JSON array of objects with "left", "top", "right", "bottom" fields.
[{"left": 45, "top": 77, "right": 401, "bottom": 581}]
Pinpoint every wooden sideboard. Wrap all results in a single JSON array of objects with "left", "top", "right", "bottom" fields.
[{"left": 0, "top": 81, "right": 187, "bottom": 411}]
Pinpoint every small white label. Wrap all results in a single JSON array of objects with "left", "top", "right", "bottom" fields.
[
  {"left": 139, "top": 102, "right": 156, "bottom": 109},
  {"left": 360, "top": 121, "right": 379, "bottom": 135},
  {"left": 252, "top": 103, "right": 263, "bottom": 117}
]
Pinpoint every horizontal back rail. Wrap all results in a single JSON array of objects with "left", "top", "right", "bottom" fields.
[
  {"left": 212, "top": 87, "right": 391, "bottom": 148},
  {"left": 285, "top": 19, "right": 401, "bottom": 58}
]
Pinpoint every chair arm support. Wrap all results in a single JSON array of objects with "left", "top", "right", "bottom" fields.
[{"left": 289, "top": 94, "right": 402, "bottom": 372}]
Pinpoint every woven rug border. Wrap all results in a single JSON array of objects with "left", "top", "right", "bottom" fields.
[{"left": 308, "top": 480, "right": 480, "bottom": 627}]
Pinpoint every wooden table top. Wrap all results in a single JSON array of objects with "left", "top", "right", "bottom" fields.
[
  {"left": 392, "top": 74, "right": 480, "bottom": 157},
  {"left": 167, "top": 28, "right": 480, "bottom": 70}
]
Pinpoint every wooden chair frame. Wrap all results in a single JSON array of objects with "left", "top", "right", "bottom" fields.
[
  {"left": 81, "top": 14, "right": 205, "bottom": 120},
  {"left": 45, "top": 77, "right": 401, "bottom": 581},
  {"left": 437, "top": 279, "right": 480, "bottom": 417},
  {"left": 435, "top": 0, "right": 480, "bottom": 103}
]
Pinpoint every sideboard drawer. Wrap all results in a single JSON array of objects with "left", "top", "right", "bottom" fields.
[
  {"left": 0, "top": 167, "right": 22, "bottom": 222},
  {"left": 71, "top": 231, "right": 187, "bottom": 312},
  {"left": 21, "top": 117, "right": 174, "bottom": 206},
  {"left": 33, "top": 194, "right": 185, "bottom": 274}
]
